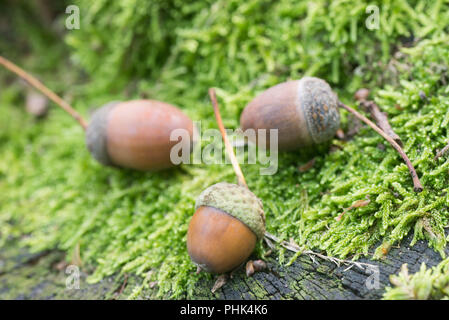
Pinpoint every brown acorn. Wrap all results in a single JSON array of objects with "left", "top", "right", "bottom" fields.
[
  {"left": 186, "top": 89, "right": 266, "bottom": 275},
  {"left": 0, "top": 56, "right": 423, "bottom": 192},
  {"left": 240, "top": 77, "right": 340, "bottom": 151},
  {"left": 187, "top": 182, "right": 265, "bottom": 274},
  {"left": 86, "top": 100, "right": 195, "bottom": 170},
  {"left": 239, "top": 76, "right": 422, "bottom": 192},
  {"left": 0, "top": 56, "right": 196, "bottom": 172}
]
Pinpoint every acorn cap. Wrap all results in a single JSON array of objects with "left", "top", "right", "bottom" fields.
[
  {"left": 85, "top": 101, "right": 120, "bottom": 166},
  {"left": 297, "top": 77, "right": 340, "bottom": 144},
  {"left": 195, "top": 182, "right": 265, "bottom": 239}
]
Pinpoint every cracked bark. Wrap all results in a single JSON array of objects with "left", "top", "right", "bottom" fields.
[{"left": 0, "top": 231, "right": 447, "bottom": 299}]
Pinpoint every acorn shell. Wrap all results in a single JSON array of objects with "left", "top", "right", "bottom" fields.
[
  {"left": 240, "top": 77, "right": 340, "bottom": 151},
  {"left": 86, "top": 99, "right": 195, "bottom": 171},
  {"left": 187, "top": 182, "right": 265, "bottom": 273},
  {"left": 187, "top": 206, "right": 257, "bottom": 274}
]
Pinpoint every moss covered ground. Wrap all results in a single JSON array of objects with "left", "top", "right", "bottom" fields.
[{"left": 1, "top": 0, "right": 449, "bottom": 299}]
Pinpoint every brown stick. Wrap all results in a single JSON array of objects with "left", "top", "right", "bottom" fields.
[
  {"left": 354, "top": 88, "right": 402, "bottom": 146},
  {"left": 209, "top": 88, "right": 247, "bottom": 188},
  {"left": 359, "top": 100, "right": 403, "bottom": 147},
  {"left": 434, "top": 142, "right": 449, "bottom": 161},
  {"left": 338, "top": 102, "right": 423, "bottom": 193},
  {"left": 0, "top": 55, "right": 87, "bottom": 130}
]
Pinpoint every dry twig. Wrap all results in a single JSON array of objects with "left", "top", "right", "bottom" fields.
[
  {"left": 338, "top": 102, "right": 423, "bottom": 193},
  {"left": 264, "top": 232, "right": 377, "bottom": 271},
  {"left": 209, "top": 88, "right": 247, "bottom": 188},
  {"left": 0, "top": 55, "right": 87, "bottom": 129},
  {"left": 360, "top": 100, "right": 403, "bottom": 147},
  {"left": 434, "top": 142, "right": 449, "bottom": 161}
]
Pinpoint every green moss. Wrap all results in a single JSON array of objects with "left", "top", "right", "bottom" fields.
[
  {"left": 383, "top": 258, "right": 449, "bottom": 300},
  {"left": 1, "top": 1, "right": 449, "bottom": 299}
]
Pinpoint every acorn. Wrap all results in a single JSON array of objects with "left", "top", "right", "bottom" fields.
[
  {"left": 187, "top": 182, "right": 265, "bottom": 274},
  {"left": 0, "top": 56, "right": 423, "bottom": 191},
  {"left": 86, "top": 99, "right": 195, "bottom": 170},
  {"left": 241, "top": 77, "right": 423, "bottom": 191},
  {"left": 240, "top": 77, "right": 340, "bottom": 151},
  {"left": 186, "top": 89, "right": 266, "bottom": 275},
  {"left": 0, "top": 56, "right": 195, "bottom": 171}
]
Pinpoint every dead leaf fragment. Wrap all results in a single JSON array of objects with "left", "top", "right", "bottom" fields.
[
  {"left": 26, "top": 90, "right": 48, "bottom": 117},
  {"left": 336, "top": 198, "right": 371, "bottom": 221},
  {"left": 298, "top": 158, "right": 316, "bottom": 173},
  {"left": 246, "top": 261, "right": 255, "bottom": 277},
  {"left": 252, "top": 260, "right": 267, "bottom": 272},
  {"left": 211, "top": 274, "right": 228, "bottom": 294},
  {"left": 354, "top": 88, "right": 370, "bottom": 101},
  {"left": 335, "top": 128, "right": 345, "bottom": 140}
]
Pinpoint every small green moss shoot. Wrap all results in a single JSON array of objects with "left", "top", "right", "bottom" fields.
[{"left": 383, "top": 258, "right": 449, "bottom": 300}]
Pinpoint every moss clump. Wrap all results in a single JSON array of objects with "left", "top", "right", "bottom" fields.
[
  {"left": 1, "top": 1, "right": 449, "bottom": 299},
  {"left": 383, "top": 259, "right": 449, "bottom": 300},
  {"left": 67, "top": 0, "right": 449, "bottom": 93}
]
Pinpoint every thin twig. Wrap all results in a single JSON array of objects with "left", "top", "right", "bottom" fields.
[
  {"left": 264, "top": 232, "right": 376, "bottom": 271},
  {"left": 359, "top": 100, "right": 403, "bottom": 147},
  {"left": 338, "top": 102, "right": 423, "bottom": 193},
  {"left": 209, "top": 88, "right": 247, "bottom": 188},
  {"left": 434, "top": 142, "right": 449, "bottom": 161},
  {"left": 0, "top": 55, "right": 87, "bottom": 130},
  {"left": 70, "top": 242, "right": 83, "bottom": 267},
  {"left": 354, "top": 88, "right": 402, "bottom": 145},
  {"left": 115, "top": 274, "right": 128, "bottom": 298}
]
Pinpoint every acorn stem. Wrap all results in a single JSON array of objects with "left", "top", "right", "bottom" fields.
[
  {"left": 0, "top": 55, "right": 88, "bottom": 130},
  {"left": 209, "top": 88, "right": 247, "bottom": 188},
  {"left": 338, "top": 101, "right": 423, "bottom": 193}
]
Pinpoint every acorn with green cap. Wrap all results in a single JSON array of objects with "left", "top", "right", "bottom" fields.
[{"left": 187, "top": 89, "right": 266, "bottom": 274}]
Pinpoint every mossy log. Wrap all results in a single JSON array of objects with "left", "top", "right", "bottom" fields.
[{"left": 1, "top": 231, "right": 447, "bottom": 299}]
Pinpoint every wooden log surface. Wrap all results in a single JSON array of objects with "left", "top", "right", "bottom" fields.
[{"left": 0, "top": 231, "right": 447, "bottom": 299}]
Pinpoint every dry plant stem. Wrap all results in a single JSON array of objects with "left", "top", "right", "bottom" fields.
[
  {"left": 0, "top": 55, "right": 87, "bottom": 130},
  {"left": 360, "top": 100, "right": 403, "bottom": 147},
  {"left": 209, "top": 88, "right": 247, "bottom": 188},
  {"left": 116, "top": 274, "right": 128, "bottom": 297},
  {"left": 434, "top": 142, "right": 449, "bottom": 161},
  {"left": 264, "top": 232, "right": 377, "bottom": 271},
  {"left": 338, "top": 102, "right": 423, "bottom": 193}
]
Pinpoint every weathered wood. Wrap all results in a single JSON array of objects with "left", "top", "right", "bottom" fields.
[{"left": 0, "top": 231, "right": 447, "bottom": 299}]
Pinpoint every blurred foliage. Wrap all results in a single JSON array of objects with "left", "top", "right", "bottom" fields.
[
  {"left": 0, "top": 0, "right": 68, "bottom": 71},
  {"left": 1, "top": 0, "right": 449, "bottom": 299},
  {"left": 67, "top": 0, "right": 449, "bottom": 96}
]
